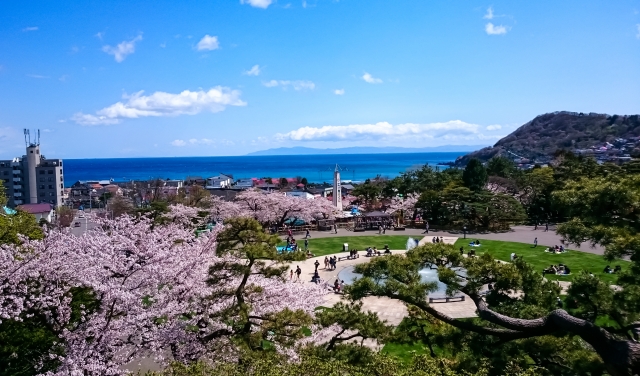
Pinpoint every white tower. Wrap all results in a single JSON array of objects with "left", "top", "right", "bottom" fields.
[{"left": 333, "top": 164, "right": 342, "bottom": 210}]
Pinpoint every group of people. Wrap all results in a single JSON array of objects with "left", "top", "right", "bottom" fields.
[
  {"left": 365, "top": 246, "right": 392, "bottom": 257},
  {"left": 603, "top": 265, "right": 622, "bottom": 274},
  {"left": 460, "top": 247, "right": 476, "bottom": 257},
  {"left": 333, "top": 278, "right": 346, "bottom": 293},
  {"left": 543, "top": 264, "right": 571, "bottom": 275},
  {"left": 325, "top": 256, "right": 338, "bottom": 270},
  {"left": 347, "top": 249, "right": 359, "bottom": 259},
  {"left": 545, "top": 244, "right": 566, "bottom": 254},
  {"left": 431, "top": 236, "right": 444, "bottom": 243}
]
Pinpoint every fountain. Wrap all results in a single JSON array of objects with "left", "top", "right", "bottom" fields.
[
  {"left": 406, "top": 237, "right": 418, "bottom": 251},
  {"left": 337, "top": 265, "right": 467, "bottom": 299}
]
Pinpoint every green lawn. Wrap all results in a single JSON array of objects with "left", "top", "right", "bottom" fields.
[
  {"left": 453, "top": 238, "right": 626, "bottom": 284},
  {"left": 282, "top": 235, "right": 418, "bottom": 257}
]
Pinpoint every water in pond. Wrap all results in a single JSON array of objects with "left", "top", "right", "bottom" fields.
[{"left": 337, "top": 265, "right": 460, "bottom": 298}]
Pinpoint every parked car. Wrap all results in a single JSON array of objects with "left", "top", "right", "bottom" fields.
[{"left": 74, "top": 222, "right": 81, "bottom": 227}]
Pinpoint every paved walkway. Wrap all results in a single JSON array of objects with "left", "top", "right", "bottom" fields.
[{"left": 296, "top": 225, "right": 605, "bottom": 255}]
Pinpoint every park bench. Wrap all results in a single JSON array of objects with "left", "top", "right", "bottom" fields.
[
  {"left": 428, "top": 296, "right": 465, "bottom": 303},
  {"left": 337, "top": 252, "right": 360, "bottom": 262}
]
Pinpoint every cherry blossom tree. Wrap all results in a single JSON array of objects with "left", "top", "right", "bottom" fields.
[
  {"left": 386, "top": 193, "right": 419, "bottom": 225},
  {"left": 1, "top": 215, "right": 326, "bottom": 375},
  {"left": 235, "top": 190, "right": 338, "bottom": 228}
]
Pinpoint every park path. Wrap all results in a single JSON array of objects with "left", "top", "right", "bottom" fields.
[{"left": 300, "top": 225, "right": 605, "bottom": 255}]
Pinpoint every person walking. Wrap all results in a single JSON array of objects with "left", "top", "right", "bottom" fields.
[
  {"left": 295, "top": 266, "right": 302, "bottom": 281},
  {"left": 533, "top": 237, "right": 538, "bottom": 247},
  {"left": 288, "top": 228, "right": 293, "bottom": 237},
  {"left": 324, "top": 256, "right": 329, "bottom": 269},
  {"left": 305, "top": 229, "right": 310, "bottom": 238},
  {"left": 333, "top": 223, "right": 338, "bottom": 234},
  {"left": 382, "top": 225, "right": 386, "bottom": 234},
  {"left": 378, "top": 225, "right": 382, "bottom": 234},
  {"left": 544, "top": 223, "right": 549, "bottom": 232},
  {"left": 290, "top": 269, "right": 293, "bottom": 280},
  {"left": 314, "top": 260, "right": 320, "bottom": 272},
  {"left": 423, "top": 221, "right": 429, "bottom": 234},
  {"left": 304, "top": 238, "right": 309, "bottom": 251}
]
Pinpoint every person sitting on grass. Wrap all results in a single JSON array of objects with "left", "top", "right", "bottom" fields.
[
  {"left": 306, "top": 250, "right": 314, "bottom": 258},
  {"left": 564, "top": 265, "right": 571, "bottom": 275},
  {"left": 614, "top": 265, "right": 622, "bottom": 273},
  {"left": 384, "top": 245, "right": 391, "bottom": 255},
  {"left": 460, "top": 246, "right": 464, "bottom": 255},
  {"left": 604, "top": 265, "right": 613, "bottom": 274}
]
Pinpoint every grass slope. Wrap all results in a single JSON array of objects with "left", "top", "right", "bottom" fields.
[{"left": 453, "top": 238, "right": 626, "bottom": 283}]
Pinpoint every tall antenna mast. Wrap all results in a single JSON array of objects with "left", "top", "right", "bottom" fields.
[
  {"left": 37, "top": 129, "right": 40, "bottom": 145},
  {"left": 23, "top": 129, "right": 30, "bottom": 147}
]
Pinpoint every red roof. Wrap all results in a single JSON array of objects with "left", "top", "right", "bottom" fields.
[{"left": 17, "top": 203, "right": 53, "bottom": 214}]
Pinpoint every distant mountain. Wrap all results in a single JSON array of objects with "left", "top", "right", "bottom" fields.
[
  {"left": 455, "top": 111, "right": 640, "bottom": 165},
  {"left": 246, "top": 145, "right": 483, "bottom": 156}
]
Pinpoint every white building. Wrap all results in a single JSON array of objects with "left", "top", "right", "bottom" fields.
[
  {"left": 285, "top": 191, "right": 315, "bottom": 200},
  {"left": 205, "top": 174, "right": 233, "bottom": 189},
  {"left": 235, "top": 178, "right": 254, "bottom": 189}
]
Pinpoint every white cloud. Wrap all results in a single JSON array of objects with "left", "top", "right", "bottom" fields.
[
  {"left": 26, "top": 74, "right": 49, "bottom": 79},
  {"left": 262, "top": 80, "right": 315, "bottom": 90},
  {"left": 71, "top": 87, "right": 246, "bottom": 126},
  {"left": 334, "top": 89, "right": 345, "bottom": 95},
  {"left": 22, "top": 26, "right": 38, "bottom": 32},
  {"left": 636, "top": 24, "right": 640, "bottom": 39},
  {"left": 362, "top": 72, "right": 382, "bottom": 84},
  {"left": 277, "top": 121, "right": 482, "bottom": 141},
  {"left": 485, "top": 23, "right": 508, "bottom": 35},
  {"left": 486, "top": 124, "right": 502, "bottom": 131},
  {"left": 102, "top": 35, "right": 143, "bottom": 62},
  {"left": 171, "top": 139, "right": 187, "bottom": 147},
  {"left": 244, "top": 64, "right": 261, "bottom": 76},
  {"left": 95, "top": 31, "right": 104, "bottom": 40},
  {"left": 196, "top": 35, "right": 219, "bottom": 51},
  {"left": 240, "top": 0, "right": 272, "bottom": 8},
  {"left": 483, "top": 7, "right": 494, "bottom": 20}
]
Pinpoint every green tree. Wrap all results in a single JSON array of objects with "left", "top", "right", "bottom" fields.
[
  {"left": 345, "top": 241, "right": 637, "bottom": 375},
  {"left": 207, "top": 217, "right": 310, "bottom": 354},
  {"left": 462, "top": 159, "right": 488, "bottom": 192},
  {"left": 486, "top": 156, "right": 516, "bottom": 178},
  {"left": 351, "top": 179, "right": 383, "bottom": 210}
]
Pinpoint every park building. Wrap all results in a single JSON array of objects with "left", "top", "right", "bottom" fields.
[{"left": 0, "top": 130, "right": 64, "bottom": 208}]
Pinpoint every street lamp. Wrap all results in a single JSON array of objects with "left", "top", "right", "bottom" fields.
[{"left": 463, "top": 225, "right": 467, "bottom": 239}]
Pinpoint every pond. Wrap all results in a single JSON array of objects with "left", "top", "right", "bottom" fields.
[{"left": 337, "top": 265, "right": 466, "bottom": 299}]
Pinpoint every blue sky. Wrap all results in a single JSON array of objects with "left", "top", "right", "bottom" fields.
[{"left": 1, "top": 0, "right": 639, "bottom": 158}]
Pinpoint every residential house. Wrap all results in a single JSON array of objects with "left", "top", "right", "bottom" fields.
[
  {"left": 205, "top": 174, "right": 233, "bottom": 189},
  {"left": 17, "top": 203, "right": 54, "bottom": 222}
]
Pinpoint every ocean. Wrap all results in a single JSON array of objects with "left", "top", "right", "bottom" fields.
[{"left": 61, "top": 152, "right": 464, "bottom": 187}]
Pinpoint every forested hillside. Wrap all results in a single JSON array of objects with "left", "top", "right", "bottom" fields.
[{"left": 456, "top": 111, "right": 640, "bottom": 165}]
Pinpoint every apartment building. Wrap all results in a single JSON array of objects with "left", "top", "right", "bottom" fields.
[{"left": 0, "top": 140, "right": 64, "bottom": 208}]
